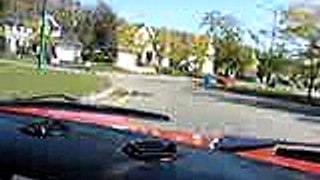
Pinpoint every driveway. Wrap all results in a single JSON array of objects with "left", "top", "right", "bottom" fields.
[{"left": 104, "top": 73, "right": 320, "bottom": 143}]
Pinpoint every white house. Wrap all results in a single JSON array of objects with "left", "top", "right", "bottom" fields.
[
  {"left": 116, "top": 25, "right": 158, "bottom": 74},
  {"left": 45, "top": 13, "right": 82, "bottom": 65},
  {"left": 177, "top": 42, "right": 215, "bottom": 75},
  {"left": 136, "top": 26, "right": 158, "bottom": 66},
  {"left": 116, "top": 24, "right": 216, "bottom": 75},
  {"left": 202, "top": 41, "right": 215, "bottom": 75},
  {"left": 46, "top": 13, "right": 62, "bottom": 38},
  {"left": 161, "top": 57, "right": 170, "bottom": 68},
  {"left": 3, "top": 23, "right": 33, "bottom": 54},
  {"left": 51, "top": 41, "right": 82, "bottom": 65}
]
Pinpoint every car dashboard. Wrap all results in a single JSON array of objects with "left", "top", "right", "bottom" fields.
[{"left": 0, "top": 101, "right": 318, "bottom": 180}]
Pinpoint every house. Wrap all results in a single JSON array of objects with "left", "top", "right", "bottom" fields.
[
  {"left": 136, "top": 26, "right": 158, "bottom": 66},
  {"left": 51, "top": 40, "right": 82, "bottom": 65},
  {"left": 2, "top": 23, "right": 33, "bottom": 55},
  {"left": 116, "top": 24, "right": 216, "bottom": 75},
  {"left": 202, "top": 41, "right": 215, "bottom": 75},
  {"left": 39, "top": 13, "right": 82, "bottom": 66},
  {"left": 116, "top": 25, "right": 158, "bottom": 74}
]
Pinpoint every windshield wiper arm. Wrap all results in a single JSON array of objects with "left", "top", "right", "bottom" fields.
[
  {"left": 13, "top": 94, "right": 79, "bottom": 102},
  {"left": 1, "top": 94, "right": 172, "bottom": 122}
]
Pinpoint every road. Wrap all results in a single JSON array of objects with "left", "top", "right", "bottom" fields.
[{"left": 106, "top": 73, "right": 320, "bottom": 143}]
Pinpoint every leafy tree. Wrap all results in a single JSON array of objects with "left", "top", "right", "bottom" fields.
[
  {"left": 117, "top": 22, "right": 145, "bottom": 54},
  {"left": 0, "top": 0, "right": 5, "bottom": 18},
  {"left": 76, "top": 11, "right": 95, "bottom": 48},
  {"left": 247, "top": 8, "right": 288, "bottom": 84},
  {"left": 93, "top": 1, "right": 118, "bottom": 48},
  {"left": 54, "top": 9, "right": 76, "bottom": 33},
  {"left": 202, "top": 11, "right": 243, "bottom": 76},
  {"left": 149, "top": 27, "right": 196, "bottom": 72},
  {"left": 191, "top": 35, "right": 210, "bottom": 73},
  {"left": 164, "top": 30, "right": 192, "bottom": 70},
  {"left": 284, "top": 8, "right": 320, "bottom": 102},
  {"left": 237, "top": 46, "right": 258, "bottom": 77},
  {"left": 53, "top": 0, "right": 119, "bottom": 62}
]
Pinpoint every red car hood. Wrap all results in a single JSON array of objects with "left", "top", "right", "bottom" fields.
[{"left": 0, "top": 104, "right": 319, "bottom": 174}]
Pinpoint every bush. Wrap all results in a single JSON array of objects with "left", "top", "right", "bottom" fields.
[
  {"left": 159, "top": 67, "right": 189, "bottom": 76},
  {"left": 159, "top": 67, "right": 173, "bottom": 74},
  {"left": 172, "top": 70, "right": 186, "bottom": 76},
  {"left": 94, "top": 52, "right": 107, "bottom": 62}
]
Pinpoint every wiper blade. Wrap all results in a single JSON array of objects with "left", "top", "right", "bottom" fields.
[
  {"left": 0, "top": 95, "right": 172, "bottom": 122},
  {"left": 13, "top": 94, "right": 79, "bottom": 102},
  {"left": 275, "top": 144, "right": 320, "bottom": 163}
]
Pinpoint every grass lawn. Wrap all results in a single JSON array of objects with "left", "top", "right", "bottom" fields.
[
  {"left": 219, "top": 82, "right": 320, "bottom": 105},
  {"left": 89, "top": 62, "right": 131, "bottom": 73},
  {"left": 0, "top": 61, "right": 110, "bottom": 98}
]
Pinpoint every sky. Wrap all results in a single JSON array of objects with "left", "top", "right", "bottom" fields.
[
  {"left": 80, "top": 0, "right": 289, "bottom": 45},
  {"left": 80, "top": 0, "right": 288, "bottom": 32}
]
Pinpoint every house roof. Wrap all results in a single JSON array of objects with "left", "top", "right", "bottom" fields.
[{"left": 0, "top": 16, "right": 18, "bottom": 26}]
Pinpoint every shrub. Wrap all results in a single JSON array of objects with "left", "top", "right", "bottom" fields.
[{"left": 159, "top": 67, "right": 173, "bottom": 74}]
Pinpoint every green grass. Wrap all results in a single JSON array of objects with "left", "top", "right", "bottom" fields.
[
  {"left": 89, "top": 62, "right": 131, "bottom": 73},
  {"left": 90, "top": 63, "right": 114, "bottom": 72},
  {"left": 225, "top": 82, "right": 291, "bottom": 96},
  {"left": 0, "top": 62, "right": 109, "bottom": 98}
]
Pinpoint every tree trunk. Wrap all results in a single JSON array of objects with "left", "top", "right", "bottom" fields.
[
  {"left": 308, "top": 75, "right": 315, "bottom": 103},
  {"left": 266, "top": 72, "right": 272, "bottom": 86},
  {"left": 307, "top": 57, "right": 316, "bottom": 104}
]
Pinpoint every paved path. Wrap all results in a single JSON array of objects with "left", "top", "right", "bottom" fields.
[{"left": 107, "top": 74, "right": 320, "bottom": 143}]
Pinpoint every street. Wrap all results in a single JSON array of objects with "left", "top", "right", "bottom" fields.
[{"left": 106, "top": 73, "right": 320, "bottom": 143}]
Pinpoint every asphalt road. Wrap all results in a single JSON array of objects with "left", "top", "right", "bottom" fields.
[{"left": 108, "top": 73, "right": 320, "bottom": 143}]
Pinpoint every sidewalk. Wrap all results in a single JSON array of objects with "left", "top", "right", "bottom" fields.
[{"left": 80, "top": 86, "right": 131, "bottom": 107}]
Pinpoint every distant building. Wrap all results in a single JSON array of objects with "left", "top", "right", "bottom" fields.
[
  {"left": 134, "top": 25, "right": 158, "bottom": 66},
  {"left": 116, "top": 25, "right": 158, "bottom": 74},
  {"left": 0, "top": 17, "right": 33, "bottom": 54},
  {"left": 51, "top": 40, "right": 82, "bottom": 65},
  {"left": 202, "top": 40, "right": 215, "bottom": 75},
  {"left": 116, "top": 24, "right": 216, "bottom": 75}
]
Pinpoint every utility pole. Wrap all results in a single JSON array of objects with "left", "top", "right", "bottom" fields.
[
  {"left": 38, "top": 0, "right": 48, "bottom": 70},
  {"left": 256, "top": 3, "right": 283, "bottom": 53},
  {"left": 270, "top": 10, "right": 279, "bottom": 55},
  {"left": 256, "top": 4, "right": 282, "bottom": 84}
]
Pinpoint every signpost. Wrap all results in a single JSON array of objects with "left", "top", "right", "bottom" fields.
[{"left": 38, "top": 0, "right": 48, "bottom": 70}]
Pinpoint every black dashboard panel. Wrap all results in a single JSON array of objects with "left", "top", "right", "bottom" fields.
[{"left": 0, "top": 112, "right": 318, "bottom": 180}]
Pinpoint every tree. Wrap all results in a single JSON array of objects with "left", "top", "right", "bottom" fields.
[
  {"left": 237, "top": 46, "right": 258, "bottom": 77},
  {"left": 94, "top": 1, "right": 117, "bottom": 47},
  {"left": 202, "top": 11, "right": 243, "bottom": 76},
  {"left": 248, "top": 8, "right": 288, "bottom": 84},
  {"left": 163, "top": 30, "right": 192, "bottom": 70},
  {"left": 191, "top": 35, "right": 210, "bottom": 73},
  {"left": 54, "top": 9, "right": 76, "bottom": 33},
  {"left": 284, "top": 8, "right": 320, "bottom": 102},
  {"left": 0, "top": 0, "right": 5, "bottom": 18},
  {"left": 117, "top": 22, "right": 145, "bottom": 54},
  {"left": 76, "top": 11, "right": 95, "bottom": 48},
  {"left": 52, "top": 0, "right": 119, "bottom": 62},
  {"left": 145, "top": 27, "right": 160, "bottom": 68}
]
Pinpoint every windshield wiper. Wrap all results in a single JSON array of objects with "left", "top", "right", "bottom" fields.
[
  {"left": 13, "top": 93, "right": 79, "bottom": 102},
  {"left": 0, "top": 94, "right": 172, "bottom": 122},
  {"left": 275, "top": 144, "right": 320, "bottom": 163}
]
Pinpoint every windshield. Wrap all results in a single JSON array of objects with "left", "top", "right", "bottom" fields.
[{"left": 0, "top": 0, "right": 319, "bottom": 145}]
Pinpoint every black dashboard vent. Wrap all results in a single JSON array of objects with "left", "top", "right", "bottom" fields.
[
  {"left": 275, "top": 145, "right": 320, "bottom": 163},
  {"left": 19, "top": 119, "right": 68, "bottom": 138},
  {"left": 122, "top": 139, "right": 177, "bottom": 162}
]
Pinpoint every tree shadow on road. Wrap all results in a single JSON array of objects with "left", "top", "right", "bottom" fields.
[
  {"left": 194, "top": 91, "right": 320, "bottom": 124},
  {"left": 296, "top": 117, "right": 320, "bottom": 124}
]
